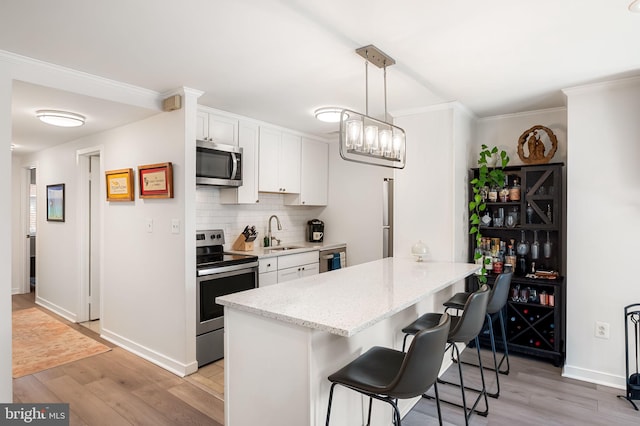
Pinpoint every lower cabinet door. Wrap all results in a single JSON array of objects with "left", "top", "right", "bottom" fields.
[
  {"left": 259, "top": 271, "right": 278, "bottom": 287},
  {"left": 277, "top": 266, "right": 301, "bottom": 283}
]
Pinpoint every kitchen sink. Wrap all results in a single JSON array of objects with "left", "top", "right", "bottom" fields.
[{"left": 264, "top": 245, "right": 302, "bottom": 252}]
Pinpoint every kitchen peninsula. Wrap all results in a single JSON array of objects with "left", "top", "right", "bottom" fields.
[{"left": 217, "top": 258, "right": 479, "bottom": 426}]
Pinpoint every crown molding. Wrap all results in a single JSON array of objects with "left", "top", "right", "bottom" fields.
[
  {"left": 477, "top": 106, "right": 567, "bottom": 123},
  {"left": 392, "top": 101, "right": 477, "bottom": 119},
  {"left": 562, "top": 74, "right": 640, "bottom": 97},
  {"left": 0, "top": 49, "right": 162, "bottom": 110}
]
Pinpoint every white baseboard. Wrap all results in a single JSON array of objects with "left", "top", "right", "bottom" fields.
[
  {"left": 100, "top": 327, "right": 198, "bottom": 377},
  {"left": 563, "top": 364, "right": 626, "bottom": 390},
  {"left": 35, "top": 297, "right": 77, "bottom": 323}
]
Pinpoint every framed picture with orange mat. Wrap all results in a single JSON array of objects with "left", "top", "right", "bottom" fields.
[{"left": 105, "top": 168, "right": 134, "bottom": 201}]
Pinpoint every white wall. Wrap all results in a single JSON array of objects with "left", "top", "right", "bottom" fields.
[
  {"left": 14, "top": 106, "right": 196, "bottom": 375},
  {"left": 320, "top": 140, "right": 392, "bottom": 266},
  {"left": 563, "top": 77, "right": 640, "bottom": 388},
  {"left": 394, "top": 103, "right": 473, "bottom": 263},
  {"left": 98, "top": 106, "right": 194, "bottom": 375},
  {"left": 10, "top": 158, "right": 25, "bottom": 294},
  {"left": 475, "top": 107, "right": 567, "bottom": 167},
  {"left": 0, "top": 66, "right": 13, "bottom": 402},
  {"left": 2, "top": 52, "right": 201, "bottom": 385}
]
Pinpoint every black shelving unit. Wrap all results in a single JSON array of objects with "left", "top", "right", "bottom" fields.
[{"left": 467, "top": 163, "right": 566, "bottom": 366}]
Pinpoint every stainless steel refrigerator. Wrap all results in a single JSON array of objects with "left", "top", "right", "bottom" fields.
[{"left": 383, "top": 178, "right": 394, "bottom": 258}]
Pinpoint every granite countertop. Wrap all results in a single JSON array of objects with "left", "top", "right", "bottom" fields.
[
  {"left": 217, "top": 258, "right": 479, "bottom": 337},
  {"left": 228, "top": 241, "right": 347, "bottom": 259}
]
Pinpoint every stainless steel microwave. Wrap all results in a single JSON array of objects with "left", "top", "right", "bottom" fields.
[{"left": 196, "top": 140, "right": 243, "bottom": 187}]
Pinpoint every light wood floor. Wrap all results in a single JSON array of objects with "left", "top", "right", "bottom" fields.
[
  {"left": 12, "top": 292, "right": 224, "bottom": 426},
  {"left": 12, "top": 293, "right": 640, "bottom": 425},
  {"left": 402, "top": 346, "right": 640, "bottom": 425}
]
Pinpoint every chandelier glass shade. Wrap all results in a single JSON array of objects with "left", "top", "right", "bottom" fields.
[
  {"left": 338, "top": 45, "right": 406, "bottom": 169},
  {"left": 340, "top": 109, "right": 406, "bottom": 167}
]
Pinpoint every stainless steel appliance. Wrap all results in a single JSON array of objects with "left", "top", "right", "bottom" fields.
[
  {"left": 196, "top": 229, "right": 258, "bottom": 366},
  {"left": 383, "top": 178, "right": 394, "bottom": 258},
  {"left": 319, "top": 245, "right": 347, "bottom": 273},
  {"left": 196, "top": 140, "right": 243, "bottom": 187},
  {"left": 307, "top": 219, "right": 324, "bottom": 242}
]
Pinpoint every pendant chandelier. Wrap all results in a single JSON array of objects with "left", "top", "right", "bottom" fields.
[{"left": 339, "top": 45, "right": 406, "bottom": 169}]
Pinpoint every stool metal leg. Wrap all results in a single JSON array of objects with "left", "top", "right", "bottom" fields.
[
  {"left": 451, "top": 310, "right": 510, "bottom": 398},
  {"left": 497, "top": 308, "right": 510, "bottom": 375},
  {"left": 424, "top": 339, "right": 489, "bottom": 426},
  {"left": 325, "top": 383, "right": 337, "bottom": 426}
]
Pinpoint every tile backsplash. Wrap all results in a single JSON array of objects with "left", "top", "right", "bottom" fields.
[{"left": 196, "top": 187, "right": 325, "bottom": 249}]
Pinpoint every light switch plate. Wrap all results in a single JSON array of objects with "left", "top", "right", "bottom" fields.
[
  {"left": 171, "top": 219, "right": 180, "bottom": 234},
  {"left": 146, "top": 218, "right": 153, "bottom": 233}
]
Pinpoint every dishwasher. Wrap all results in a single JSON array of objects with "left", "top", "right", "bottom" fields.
[{"left": 319, "top": 245, "right": 347, "bottom": 273}]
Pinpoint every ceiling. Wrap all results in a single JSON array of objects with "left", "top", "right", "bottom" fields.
[{"left": 3, "top": 0, "right": 640, "bottom": 154}]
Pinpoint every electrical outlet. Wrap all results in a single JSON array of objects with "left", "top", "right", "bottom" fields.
[
  {"left": 595, "top": 321, "right": 610, "bottom": 339},
  {"left": 171, "top": 219, "right": 180, "bottom": 234}
]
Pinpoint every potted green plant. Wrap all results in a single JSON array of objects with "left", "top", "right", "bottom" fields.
[{"left": 469, "top": 144, "right": 509, "bottom": 283}]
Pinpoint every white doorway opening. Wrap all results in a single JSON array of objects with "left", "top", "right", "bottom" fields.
[
  {"left": 20, "top": 165, "right": 37, "bottom": 295},
  {"left": 77, "top": 147, "right": 103, "bottom": 324}
]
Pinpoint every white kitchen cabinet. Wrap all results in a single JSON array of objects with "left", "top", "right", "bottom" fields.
[
  {"left": 258, "top": 257, "right": 278, "bottom": 287},
  {"left": 258, "top": 127, "right": 301, "bottom": 193},
  {"left": 285, "top": 138, "right": 328, "bottom": 206},
  {"left": 197, "top": 109, "right": 239, "bottom": 146},
  {"left": 220, "top": 121, "right": 260, "bottom": 204},
  {"left": 277, "top": 262, "right": 319, "bottom": 283},
  {"left": 259, "top": 271, "right": 278, "bottom": 287},
  {"left": 277, "top": 251, "right": 319, "bottom": 283},
  {"left": 258, "top": 251, "right": 319, "bottom": 285}
]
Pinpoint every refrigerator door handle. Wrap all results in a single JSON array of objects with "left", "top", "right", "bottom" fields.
[{"left": 382, "top": 178, "right": 393, "bottom": 258}]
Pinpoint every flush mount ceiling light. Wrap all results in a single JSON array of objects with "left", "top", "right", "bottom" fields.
[
  {"left": 36, "top": 110, "right": 85, "bottom": 127},
  {"left": 338, "top": 45, "right": 406, "bottom": 169},
  {"left": 314, "top": 107, "right": 348, "bottom": 123},
  {"left": 630, "top": 0, "right": 640, "bottom": 12}
]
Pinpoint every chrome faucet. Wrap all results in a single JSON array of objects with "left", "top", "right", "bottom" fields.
[{"left": 268, "top": 215, "right": 282, "bottom": 246}]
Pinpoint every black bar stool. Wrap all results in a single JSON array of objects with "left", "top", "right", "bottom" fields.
[
  {"left": 443, "top": 272, "right": 512, "bottom": 398},
  {"left": 401, "top": 285, "right": 490, "bottom": 426},
  {"left": 325, "top": 314, "right": 451, "bottom": 426}
]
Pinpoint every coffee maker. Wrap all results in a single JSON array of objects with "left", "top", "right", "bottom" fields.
[{"left": 307, "top": 219, "right": 324, "bottom": 242}]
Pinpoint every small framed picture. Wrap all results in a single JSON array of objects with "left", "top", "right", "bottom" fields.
[
  {"left": 138, "top": 162, "right": 173, "bottom": 199},
  {"left": 105, "top": 168, "right": 134, "bottom": 201},
  {"left": 46, "top": 184, "right": 65, "bottom": 222}
]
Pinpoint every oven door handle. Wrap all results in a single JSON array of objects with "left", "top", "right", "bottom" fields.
[{"left": 198, "top": 261, "right": 259, "bottom": 276}]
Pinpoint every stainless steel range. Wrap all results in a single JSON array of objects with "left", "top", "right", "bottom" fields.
[{"left": 196, "top": 229, "right": 258, "bottom": 367}]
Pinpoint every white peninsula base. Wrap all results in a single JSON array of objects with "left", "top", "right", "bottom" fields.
[{"left": 219, "top": 259, "right": 479, "bottom": 426}]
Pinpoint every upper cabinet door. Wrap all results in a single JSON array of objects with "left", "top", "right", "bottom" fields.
[
  {"left": 220, "top": 121, "right": 260, "bottom": 204},
  {"left": 196, "top": 108, "right": 239, "bottom": 146},
  {"left": 208, "top": 113, "right": 239, "bottom": 146},
  {"left": 284, "top": 138, "right": 328, "bottom": 206},
  {"left": 279, "top": 132, "right": 301, "bottom": 194},
  {"left": 258, "top": 127, "right": 301, "bottom": 194},
  {"left": 258, "top": 127, "right": 281, "bottom": 192},
  {"left": 196, "top": 110, "right": 209, "bottom": 141}
]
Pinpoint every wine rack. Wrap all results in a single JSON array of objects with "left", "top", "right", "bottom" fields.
[{"left": 467, "top": 163, "right": 565, "bottom": 366}]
